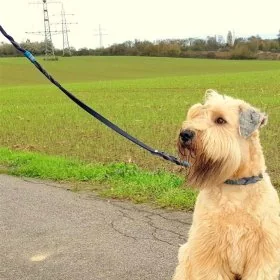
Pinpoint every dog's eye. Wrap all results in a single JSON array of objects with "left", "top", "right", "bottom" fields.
[{"left": 215, "top": 117, "right": 227, "bottom": 125}]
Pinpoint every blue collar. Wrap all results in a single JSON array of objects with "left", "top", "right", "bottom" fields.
[{"left": 224, "top": 174, "right": 263, "bottom": 185}]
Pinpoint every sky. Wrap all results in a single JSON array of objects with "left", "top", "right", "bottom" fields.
[{"left": 1, "top": 0, "right": 280, "bottom": 49}]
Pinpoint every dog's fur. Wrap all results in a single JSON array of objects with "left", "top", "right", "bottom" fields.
[{"left": 173, "top": 90, "right": 280, "bottom": 280}]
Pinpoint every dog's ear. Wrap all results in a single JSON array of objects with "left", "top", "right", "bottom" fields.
[
  {"left": 204, "top": 89, "right": 221, "bottom": 102},
  {"left": 239, "top": 107, "right": 268, "bottom": 138},
  {"left": 204, "top": 89, "right": 228, "bottom": 105}
]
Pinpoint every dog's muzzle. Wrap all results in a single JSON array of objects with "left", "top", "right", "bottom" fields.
[{"left": 179, "top": 129, "right": 195, "bottom": 144}]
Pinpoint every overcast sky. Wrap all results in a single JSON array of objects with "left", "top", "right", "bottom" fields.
[{"left": 1, "top": 0, "right": 280, "bottom": 49}]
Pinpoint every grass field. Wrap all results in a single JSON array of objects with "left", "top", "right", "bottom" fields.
[{"left": 0, "top": 56, "right": 279, "bottom": 208}]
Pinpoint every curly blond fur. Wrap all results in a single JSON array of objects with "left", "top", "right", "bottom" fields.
[{"left": 174, "top": 90, "right": 280, "bottom": 280}]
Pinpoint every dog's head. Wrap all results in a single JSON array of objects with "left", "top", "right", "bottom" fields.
[{"left": 178, "top": 89, "right": 267, "bottom": 188}]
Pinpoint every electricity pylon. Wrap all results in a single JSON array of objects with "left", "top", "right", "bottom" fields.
[
  {"left": 94, "top": 24, "right": 108, "bottom": 48},
  {"left": 42, "top": 0, "right": 56, "bottom": 59},
  {"left": 28, "top": 0, "right": 60, "bottom": 60},
  {"left": 59, "top": 4, "right": 77, "bottom": 56}
]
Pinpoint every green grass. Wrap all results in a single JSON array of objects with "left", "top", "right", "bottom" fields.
[
  {"left": 1, "top": 56, "right": 280, "bottom": 86},
  {"left": 0, "top": 147, "right": 196, "bottom": 209},
  {"left": 0, "top": 56, "right": 279, "bottom": 206}
]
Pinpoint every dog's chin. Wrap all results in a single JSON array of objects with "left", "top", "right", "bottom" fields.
[
  {"left": 189, "top": 154, "right": 225, "bottom": 188},
  {"left": 178, "top": 140, "right": 230, "bottom": 188},
  {"left": 178, "top": 139, "right": 196, "bottom": 158},
  {"left": 183, "top": 143, "right": 194, "bottom": 152}
]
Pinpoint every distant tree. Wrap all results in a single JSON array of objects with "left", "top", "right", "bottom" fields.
[
  {"left": 217, "top": 35, "right": 225, "bottom": 45},
  {"left": 0, "top": 42, "right": 18, "bottom": 56},
  {"left": 231, "top": 43, "right": 257, "bottom": 59},
  {"left": 247, "top": 35, "right": 262, "bottom": 51},
  {"left": 248, "top": 35, "right": 262, "bottom": 41},
  {"left": 206, "top": 36, "right": 219, "bottom": 50},
  {"left": 1, "top": 33, "right": 280, "bottom": 58},
  {"left": 191, "top": 39, "right": 206, "bottom": 51},
  {"left": 234, "top": 37, "right": 246, "bottom": 46},
  {"left": 188, "top": 38, "right": 196, "bottom": 46},
  {"left": 77, "top": 47, "right": 90, "bottom": 56},
  {"left": 227, "top": 31, "right": 233, "bottom": 47}
]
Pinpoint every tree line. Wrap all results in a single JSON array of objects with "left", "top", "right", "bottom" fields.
[{"left": 1, "top": 31, "right": 280, "bottom": 60}]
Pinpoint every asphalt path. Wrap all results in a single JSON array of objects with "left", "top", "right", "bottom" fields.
[
  {"left": 0, "top": 175, "right": 192, "bottom": 280},
  {"left": 2, "top": 175, "right": 279, "bottom": 280}
]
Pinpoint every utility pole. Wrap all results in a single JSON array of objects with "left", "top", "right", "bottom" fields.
[
  {"left": 28, "top": 0, "right": 60, "bottom": 60},
  {"left": 94, "top": 24, "right": 108, "bottom": 48}
]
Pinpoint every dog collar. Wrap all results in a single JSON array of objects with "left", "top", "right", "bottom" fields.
[{"left": 224, "top": 174, "right": 263, "bottom": 185}]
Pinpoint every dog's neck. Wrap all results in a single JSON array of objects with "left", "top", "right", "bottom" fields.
[{"left": 227, "top": 133, "right": 266, "bottom": 185}]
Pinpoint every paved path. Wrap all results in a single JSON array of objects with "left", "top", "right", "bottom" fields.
[{"left": 0, "top": 175, "right": 192, "bottom": 280}]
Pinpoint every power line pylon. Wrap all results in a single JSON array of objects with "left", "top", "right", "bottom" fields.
[
  {"left": 61, "top": 5, "right": 70, "bottom": 56},
  {"left": 42, "top": 0, "right": 56, "bottom": 59},
  {"left": 60, "top": 4, "right": 77, "bottom": 56},
  {"left": 51, "top": 4, "right": 77, "bottom": 56},
  {"left": 94, "top": 24, "right": 108, "bottom": 48},
  {"left": 29, "top": 0, "right": 59, "bottom": 60}
]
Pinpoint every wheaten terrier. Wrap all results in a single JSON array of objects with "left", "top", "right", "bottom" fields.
[{"left": 173, "top": 90, "right": 280, "bottom": 280}]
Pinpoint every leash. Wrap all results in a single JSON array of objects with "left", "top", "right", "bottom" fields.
[{"left": 0, "top": 25, "right": 190, "bottom": 168}]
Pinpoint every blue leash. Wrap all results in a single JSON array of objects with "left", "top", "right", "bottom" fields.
[{"left": 0, "top": 25, "right": 190, "bottom": 168}]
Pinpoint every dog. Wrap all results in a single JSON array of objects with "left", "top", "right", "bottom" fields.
[{"left": 173, "top": 90, "right": 280, "bottom": 280}]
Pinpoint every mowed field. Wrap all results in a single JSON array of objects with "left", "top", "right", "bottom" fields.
[{"left": 0, "top": 56, "right": 280, "bottom": 191}]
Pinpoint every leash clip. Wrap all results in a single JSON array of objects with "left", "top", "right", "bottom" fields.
[{"left": 153, "top": 150, "right": 190, "bottom": 167}]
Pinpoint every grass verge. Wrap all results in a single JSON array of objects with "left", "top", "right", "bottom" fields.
[
  {"left": 1, "top": 58, "right": 279, "bottom": 186},
  {"left": 0, "top": 147, "right": 196, "bottom": 210}
]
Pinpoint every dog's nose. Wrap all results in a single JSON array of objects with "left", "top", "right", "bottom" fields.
[{"left": 180, "top": 129, "right": 195, "bottom": 143}]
